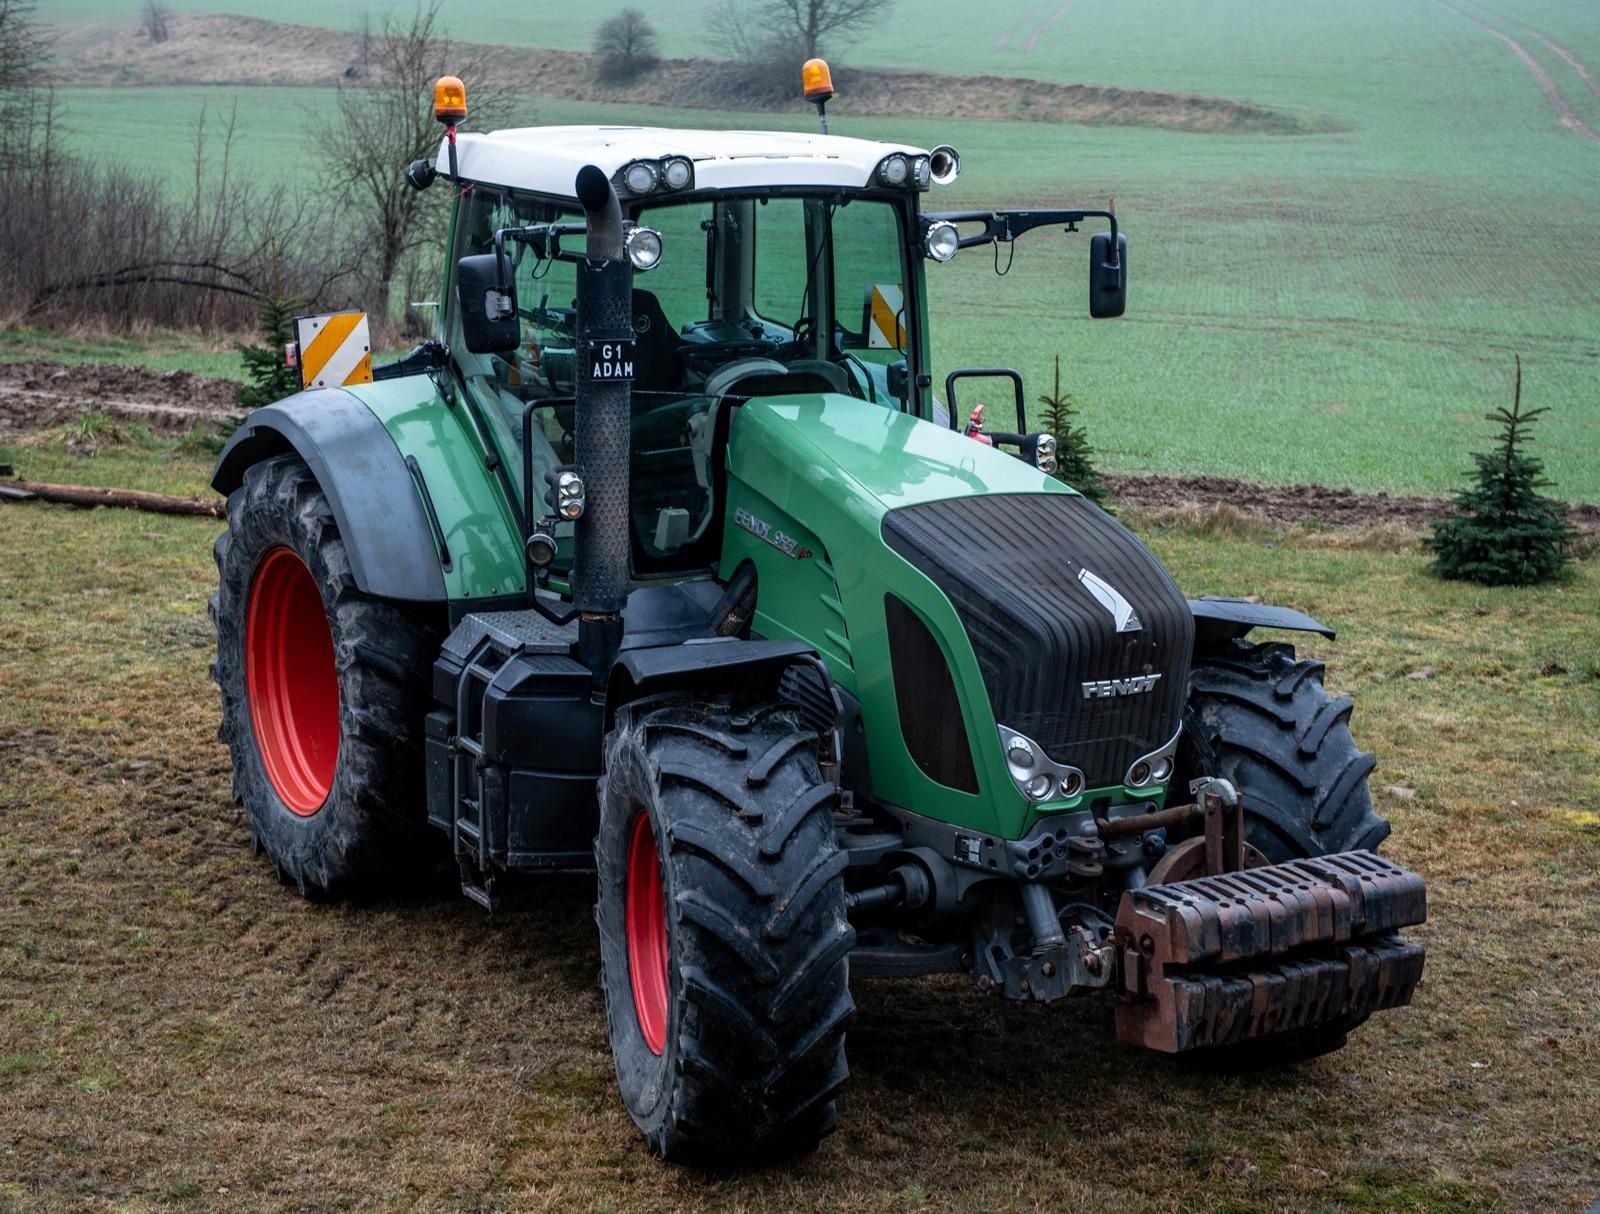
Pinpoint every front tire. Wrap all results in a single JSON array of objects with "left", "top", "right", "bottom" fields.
[
  {"left": 596, "top": 696, "right": 854, "bottom": 1165},
  {"left": 210, "top": 453, "right": 441, "bottom": 898}
]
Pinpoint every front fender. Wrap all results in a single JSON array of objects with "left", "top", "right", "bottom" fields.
[{"left": 213, "top": 389, "right": 448, "bottom": 602}]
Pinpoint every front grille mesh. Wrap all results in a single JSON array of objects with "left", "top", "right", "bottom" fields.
[{"left": 882, "top": 492, "right": 1192, "bottom": 789}]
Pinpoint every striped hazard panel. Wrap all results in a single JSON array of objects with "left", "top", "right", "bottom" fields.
[
  {"left": 865, "top": 283, "right": 906, "bottom": 349},
  {"left": 295, "top": 312, "right": 374, "bottom": 390}
]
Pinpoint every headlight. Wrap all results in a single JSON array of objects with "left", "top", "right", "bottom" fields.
[
  {"left": 1035, "top": 434, "right": 1057, "bottom": 458},
  {"left": 1006, "top": 739, "right": 1035, "bottom": 768},
  {"left": 623, "top": 161, "right": 658, "bottom": 194},
  {"left": 662, "top": 157, "right": 693, "bottom": 190},
  {"left": 925, "top": 221, "right": 960, "bottom": 262},
  {"left": 1149, "top": 756, "right": 1173, "bottom": 783},
  {"left": 625, "top": 226, "right": 663, "bottom": 271},
  {"left": 1025, "top": 773, "right": 1054, "bottom": 801},
  {"left": 1128, "top": 761, "right": 1152, "bottom": 787},
  {"left": 878, "top": 154, "right": 910, "bottom": 186},
  {"left": 1058, "top": 770, "right": 1083, "bottom": 797}
]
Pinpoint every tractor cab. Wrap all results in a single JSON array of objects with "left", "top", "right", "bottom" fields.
[{"left": 442, "top": 127, "right": 947, "bottom": 576}]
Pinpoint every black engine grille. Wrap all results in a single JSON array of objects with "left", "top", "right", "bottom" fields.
[{"left": 882, "top": 493, "right": 1193, "bottom": 789}]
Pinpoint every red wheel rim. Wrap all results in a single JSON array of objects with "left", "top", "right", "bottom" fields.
[
  {"left": 245, "top": 547, "right": 340, "bottom": 816},
  {"left": 625, "top": 810, "right": 669, "bottom": 1055}
]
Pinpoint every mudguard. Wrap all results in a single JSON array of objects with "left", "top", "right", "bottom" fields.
[
  {"left": 1189, "top": 596, "right": 1335, "bottom": 647},
  {"left": 212, "top": 389, "right": 448, "bottom": 602},
  {"left": 606, "top": 638, "right": 823, "bottom": 727}
]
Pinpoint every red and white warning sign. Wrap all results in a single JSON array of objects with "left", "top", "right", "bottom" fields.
[{"left": 294, "top": 311, "right": 374, "bottom": 390}]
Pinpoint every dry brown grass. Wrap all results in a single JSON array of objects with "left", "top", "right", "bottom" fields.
[{"left": 2, "top": 468, "right": 1598, "bottom": 1213}]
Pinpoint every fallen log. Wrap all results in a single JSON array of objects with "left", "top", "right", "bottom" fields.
[{"left": 0, "top": 478, "right": 225, "bottom": 519}]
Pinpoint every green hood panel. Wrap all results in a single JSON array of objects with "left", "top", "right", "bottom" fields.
[
  {"left": 738, "top": 395, "right": 1076, "bottom": 514},
  {"left": 721, "top": 396, "right": 1085, "bottom": 839}
]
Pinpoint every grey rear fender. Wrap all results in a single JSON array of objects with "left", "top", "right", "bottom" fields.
[{"left": 212, "top": 390, "right": 448, "bottom": 603}]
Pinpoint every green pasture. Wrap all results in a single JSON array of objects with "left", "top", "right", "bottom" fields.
[{"left": 40, "top": 0, "right": 1600, "bottom": 500}]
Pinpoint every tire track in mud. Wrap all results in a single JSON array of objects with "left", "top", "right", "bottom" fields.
[
  {"left": 1023, "top": 3, "right": 1077, "bottom": 55},
  {"left": 1433, "top": 0, "right": 1600, "bottom": 144},
  {"left": 1457, "top": 0, "right": 1600, "bottom": 102},
  {"left": 994, "top": 1, "right": 1054, "bottom": 52}
]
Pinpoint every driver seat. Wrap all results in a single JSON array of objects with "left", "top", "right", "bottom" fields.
[{"left": 631, "top": 289, "right": 685, "bottom": 394}]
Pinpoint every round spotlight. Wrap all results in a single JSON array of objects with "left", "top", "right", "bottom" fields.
[
  {"left": 625, "top": 226, "right": 663, "bottom": 272},
  {"left": 925, "top": 220, "right": 960, "bottom": 263},
  {"left": 662, "top": 157, "right": 692, "bottom": 190},
  {"left": 1035, "top": 434, "right": 1057, "bottom": 458},
  {"left": 1037, "top": 455, "right": 1058, "bottom": 475},
  {"left": 1150, "top": 756, "right": 1173, "bottom": 783},
  {"left": 1006, "top": 739, "right": 1034, "bottom": 768},
  {"left": 1129, "top": 761, "right": 1152, "bottom": 787},
  {"left": 623, "top": 161, "right": 658, "bottom": 194},
  {"left": 1025, "top": 773, "right": 1054, "bottom": 801},
  {"left": 1059, "top": 770, "right": 1083, "bottom": 797},
  {"left": 929, "top": 145, "right": 961, "bottom": 185},
  {"left": 879, "top": 154, "right": 910, "bottom": 186}
]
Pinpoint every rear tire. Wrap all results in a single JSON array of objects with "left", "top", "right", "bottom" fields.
[
  {"left": 1173, "top": 639, "right": 1390, "bottom": 1067},
  {"left": 596, "top": 695, "right": 854, "bottom": 1165},
  {"left": 210, "top": 453, "right": 441, "bottom": 898}
]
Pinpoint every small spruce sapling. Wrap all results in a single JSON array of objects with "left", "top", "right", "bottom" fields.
[
  {"left": 1036, "top": 354, "right": 1106, "bottom": 505},
  {"left": 1427, "top": 355, "right": 1571, "bottom": 586},
  {"left": 237, "top": 290, "right": 304, "bottom": 411}
]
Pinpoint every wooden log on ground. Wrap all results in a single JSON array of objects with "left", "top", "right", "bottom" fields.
[{"left": 0, "top": 479, "right": 225, "bottom": 518}]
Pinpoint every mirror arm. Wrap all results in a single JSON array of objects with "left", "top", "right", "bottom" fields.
[{"left": 924, "top": 209, "right": 1119, "bottom": 257}]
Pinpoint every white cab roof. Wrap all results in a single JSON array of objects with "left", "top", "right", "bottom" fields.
[{"left": 440, "top": 126, "right": 928, "bottom": 197}]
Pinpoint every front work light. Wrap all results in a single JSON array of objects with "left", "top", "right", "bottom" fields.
[
  {"left": 929, "top": 145, "right": 961, "bottom": 185},
  {"left": 625, "top": 226, "right": 664, "bottom": 272},
  {"left": 433, "top": 75, "right": 467, "bottom": 124},
  {"left": 623, "top": 162, "right": 658, "bottom": 194},
  {"left": 925, "top": 221, "right": 960, "bottom": 262}
]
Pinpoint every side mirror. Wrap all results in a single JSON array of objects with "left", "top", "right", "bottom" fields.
[
  {"left": 457, "top": 253, "right": 520, "bottom": 353},
  {"left": 1089, "top": 231, "right": 1127, "bottom": 319}
]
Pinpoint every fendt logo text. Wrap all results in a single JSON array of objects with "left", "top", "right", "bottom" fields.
[{"left": 1081, "top": 674, "right": 1162, "bottom": 699}]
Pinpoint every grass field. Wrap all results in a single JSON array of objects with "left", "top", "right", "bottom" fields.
[
  {"left": 3, "top": 442, "right": 1599, "bottom": 1212},
  {"left": 42, "top": 0, "right": 1600, "bottom": 500}
]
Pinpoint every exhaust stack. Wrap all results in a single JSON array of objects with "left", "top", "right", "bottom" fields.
[{"left": 572, "top": 165, "right": 633, "bottom": 684}]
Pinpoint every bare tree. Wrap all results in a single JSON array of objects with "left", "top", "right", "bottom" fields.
[
  {"left": 714, "top": 0, "right": 888, "bottom": 63},
  {"left": 310, "top": 2, "right": 511, "bottom": 325},
  {"left": 141, "top": 0, "right": 171, "bottom": 44},
  {"left": 593, "top": 8, "right": 659, "bottom": 84}
]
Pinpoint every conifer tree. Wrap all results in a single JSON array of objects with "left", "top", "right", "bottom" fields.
[
  {"left": 237, "top": 291, "right": 303, "bottom": 410},
  {"left": 1427, "top": 355, "right": 1570, "bottom": 586},
  {"left": 1036, "top": 354, "right": 1106, "bottom": 504}
]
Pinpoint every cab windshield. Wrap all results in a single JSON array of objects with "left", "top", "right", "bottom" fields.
[{"left": 451, "top": 188, "right": 915, "bottom": 573}]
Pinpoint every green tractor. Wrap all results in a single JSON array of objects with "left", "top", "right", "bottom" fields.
[{"left": 210, "top": 71, "right": 1425, "bottom": 1164}]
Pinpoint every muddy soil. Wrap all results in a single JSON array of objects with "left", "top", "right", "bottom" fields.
[
  {"left": 7, "top": 359, "right": 1596, "bottom": 534},
  {"left": 0, "top": 360, "right": 239, "bottom": 436},
  {"left": 1104, "top": 472, "right": 1600, "bottom": 535}
]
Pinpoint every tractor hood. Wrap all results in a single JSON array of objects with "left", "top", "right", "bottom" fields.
[
  {"left": 729, "top": 395, "right": 1070, "bottom": 516},
  {"left": 722, "top": 394, "right": 1194, "bottom": 840}
]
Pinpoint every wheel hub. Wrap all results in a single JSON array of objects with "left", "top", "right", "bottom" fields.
[
  {"left": 625, "top": 810, "right": 669, "bottom": 1055},
  {"left": 245, "top": 547, "right": 339, "bottom": 816}
]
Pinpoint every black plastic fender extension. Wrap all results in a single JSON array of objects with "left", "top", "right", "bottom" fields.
[
  {"left": 1189, "top": 596, "right": 1335, "bottom": 649},
  {"left": 605, "top": 639, "right": 828, "bottom": 729},
  {"left": 212, "top": 390, "right": 448, "bottom": 603}
]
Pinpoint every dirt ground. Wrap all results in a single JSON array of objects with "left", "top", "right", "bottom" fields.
[
  {"left": 0, "top": 361, "right": 238, "bottom": 438},
  {"left": 3, "top": 496, "right": 1598, "bottom": 1213},
  {"left": 55, "top": 13, "right": 1311, "bottom": 135},
  {"left": 5, "top": 359, "right": 1597, "bottom": 538}
]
